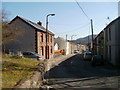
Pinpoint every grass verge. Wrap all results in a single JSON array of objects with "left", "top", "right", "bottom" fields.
[{"left": 2, "top": 55, "right": 44, "bottom": 88}]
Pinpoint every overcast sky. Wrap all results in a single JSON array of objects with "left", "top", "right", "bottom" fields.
[{"left": 2, "top": 1, "right": 119, "bottom": 40}]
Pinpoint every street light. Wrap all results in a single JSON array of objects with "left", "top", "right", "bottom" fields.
[
  {"left": 46, "top": 14, "right": 55, "bottom": 59},
  {"left": 71, "top": 35, "right": 77, "bottom": 54}
]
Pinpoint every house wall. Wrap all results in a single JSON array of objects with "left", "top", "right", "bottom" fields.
[
  {"left": 97, "top": 31, "right": 104, "bottom": 56},
  {"left": 54, "top": 43, "right": 59, "bottom": 51},
  {"left": 6, "top": 17, "right": 54, "bottom": 59},
  {"left": 78, "top": 44, "right": 87, "bottom": 54},
  {"left": 115, "top": 18, "right": 120, "bottom": 66},
  {"left": 70, "top": 42, "right": 78, "bottom": 54},
  {"left": 54, "top": 37, "right": 67, "bottom": 50},
  {"left": 66, "top": 42, "right": 71, "bottom": 55},
  {"left": 7, "top": 18, "right": 36, "bottom": 54},
  {"left": 93, "top": 38, "right": 97, "bottom": 55},
  {"left": 94, "top": 17, "right": 120, "bottom": 67},
  {"left": 37, "top": 31, "right": 54, "bottom": 59},
  {"left": 104, "top": 17, "right": 120, "bottom": 66},
  {"left": 54, "top": 37, "right": 74, "bottom": 55}
]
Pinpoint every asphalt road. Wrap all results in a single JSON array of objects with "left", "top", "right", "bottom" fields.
[{"left": 45, "top": 54, "right": 120, "bottom": 89}]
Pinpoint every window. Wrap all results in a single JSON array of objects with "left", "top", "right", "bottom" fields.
[
  {"left": 48, "top": 35, "right": 49, "bottom": 42},
  {"left": 101, "top": 37, "right": 104, "bottom": 40},
  {"left": 51, "top": 46, "right": 52, "bottom": 53},
  {"left": 41, "top": 33, "right": 43, "bottom": 42},
  {"left": 51, "top": 35, "right": 52, "bottom": 42}
]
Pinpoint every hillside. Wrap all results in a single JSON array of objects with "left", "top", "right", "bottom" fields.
[{"left": 73, "top": 35, "right": 97, "bottom": 45}]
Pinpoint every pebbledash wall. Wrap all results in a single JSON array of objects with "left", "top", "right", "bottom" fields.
[{"left": 7, "top": 16, "right": 54, "bottom": 59}]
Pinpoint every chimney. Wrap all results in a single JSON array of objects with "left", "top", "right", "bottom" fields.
[{"left": 37, "top": 21, "right": 42, "bottom": 26}]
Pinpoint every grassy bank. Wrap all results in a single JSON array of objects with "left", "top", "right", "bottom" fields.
[{"left": 2, "top": 55, "right": 44, "bottom": 88}]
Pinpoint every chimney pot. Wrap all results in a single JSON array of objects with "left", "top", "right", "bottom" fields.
[{"left": 37, "top": 21, "right": 42, "bottom": 26}]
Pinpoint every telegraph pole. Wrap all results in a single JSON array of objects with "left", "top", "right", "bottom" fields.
[
  {"left": 66, "top": 34, "right": 68, "bottom": 41},
  {"left": 88, "top": 35, "right": 90, "bottom": 50},
  {"left": 90, "top": 19, "right": 94, "bottom": 53},
  {"left": 71, "top": 35, "right": 76, "bottom": 54}
]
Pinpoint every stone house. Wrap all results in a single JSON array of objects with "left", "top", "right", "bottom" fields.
[{"left": 5, "top": 16, "right": 54, "bottom": 59}]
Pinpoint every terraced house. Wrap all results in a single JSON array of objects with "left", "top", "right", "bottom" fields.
[
  {"left": 93, "top": 16, "right": 120, "bottom": 67},
  {"left": 104, "top": 16, "right": 120, "bottom": 67},
  {"left": 93, "top": 30, "right": 104, "bottom": 57},
  {"left": 5, "top": 16, "right": 54, "bottom": 59}
]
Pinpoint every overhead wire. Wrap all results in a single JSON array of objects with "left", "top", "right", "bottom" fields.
[
  {"left": 51, "top": 0, "right": 91, "bottom": 38},
  {"left": 74, "top": 0, "right": 90, "bottom": 20},
  {"left": 54, "top": 22, "right": 90, "bottom": 35}
]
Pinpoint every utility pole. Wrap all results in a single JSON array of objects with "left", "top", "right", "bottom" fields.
[
  {"left": 88, "top": 35, "right": 90, "bottom": 50},
  {"left": 66, "top": 34, "right": 68, "bottom": 41},
  {"left": 71, "top": 35, "right": 76, "bottom": 54},
  {"left": 90, "top": 19, "right": 94, "bottom": 53},
  {"left": 46, "top": 14, "right": 55, "bottom": 59},
  {"left": 46, "top": 15, "right": 48, "bottom": 59}
]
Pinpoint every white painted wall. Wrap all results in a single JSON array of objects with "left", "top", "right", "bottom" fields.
[
  {"left": 66, "top": 42, "right": 71, "bottom": 55},
  {"left": 54, "top": 43, "right": 59, "bottom": 50}
]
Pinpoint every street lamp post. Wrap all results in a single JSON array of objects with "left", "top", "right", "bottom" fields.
[
  {"left": 71, "top": 35, "right": 76, "bottom": 54},
  {"left": 46, "top": 14, "right": 55, "bottom": 59}
]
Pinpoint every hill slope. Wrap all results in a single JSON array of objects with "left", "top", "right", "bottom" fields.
[{"left": 73, "top": 35, "right": 97, "bottom": 45}]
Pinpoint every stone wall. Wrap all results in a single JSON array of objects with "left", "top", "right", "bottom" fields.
[
  {"left": 8, "top": 17, "right": 36, "bottom": 53},
  {"left": 14, "top": 62, "right": 46, "bottom": 88}
]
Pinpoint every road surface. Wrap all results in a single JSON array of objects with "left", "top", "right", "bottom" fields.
[{"left": 45, "top": 54, "right": 120, "bottom": 89}]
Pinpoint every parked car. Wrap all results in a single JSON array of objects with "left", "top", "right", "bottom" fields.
[
  {"left": 83, "top": 51, "right": 93, "bottom": 61},
  {"left": 91, "top": 55, "right": 104, "bottom": 66},
  {"left": 22, "top": 52, "right": 44, "bottom": 61},
  {"left": 74, "top": 50, "right": 79, "bottom": 54}
]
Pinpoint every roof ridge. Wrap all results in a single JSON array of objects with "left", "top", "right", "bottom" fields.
[
  {"left": 18, "top": 16, "right": 36, "bottom": 24},
  {"left": 13, "top": 16, "right": 54, "bottom": 35},
  {"left": 18, "top": 16, "right": 45, "bottom": 29}
]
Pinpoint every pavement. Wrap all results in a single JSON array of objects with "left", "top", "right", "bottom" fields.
[{"left": 44, "top": 54, "right": 120, "bottom": 89}]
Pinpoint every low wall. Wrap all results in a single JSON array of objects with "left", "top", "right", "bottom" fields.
[
  {"left": 14, "top": 62, "right": 46, "bottom": 88},
  {"left": 14, "top": 54, "right": 74, "bottom": 88}
]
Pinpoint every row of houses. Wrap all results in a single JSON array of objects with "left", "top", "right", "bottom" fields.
[
  {"left": 93, "top": 16, "right": 120, "bottom": 67},
  {"left": 4, "top": 16, "right": 87, "bottom": 59},
  {"left": 54, "top": 37, "right": 84, "bottom": 55},
  {"left": 4, "top": 16, "right": 54, "bottom": 59}
]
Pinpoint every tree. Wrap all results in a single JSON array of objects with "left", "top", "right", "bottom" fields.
[{"left": 2, "top": 9, "right": 22, "bottom": 53}]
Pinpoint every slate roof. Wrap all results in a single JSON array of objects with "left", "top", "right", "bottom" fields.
[{"left": 9, "top": 16, "right": 54, "bottom": 35}]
